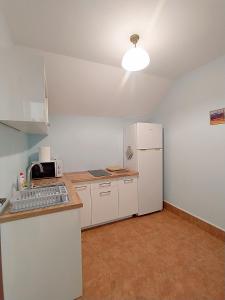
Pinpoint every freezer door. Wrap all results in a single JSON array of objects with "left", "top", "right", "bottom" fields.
[
  {"left": 138, "top": 149, "right": 163, "bottom": 215},
  {"left": 137, "top": 123, "right": 162, "bottom": 149}
]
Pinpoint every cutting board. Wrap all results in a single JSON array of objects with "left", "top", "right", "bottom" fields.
[{"left": 106, "top": 166, "right": 128, "bottom": 172}]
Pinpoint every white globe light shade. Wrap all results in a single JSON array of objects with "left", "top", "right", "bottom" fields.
[{"left": 122, "top": 47, "right": 150, "bottom": 71}]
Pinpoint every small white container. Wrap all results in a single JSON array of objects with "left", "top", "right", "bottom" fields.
[
  {"left": 39, "top": 146, "right": 51, "bottom": 162},
  {"left": 18, "top": 171, "right": 26, "bottom": 191}
]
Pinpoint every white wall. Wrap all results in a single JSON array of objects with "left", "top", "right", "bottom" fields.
[
  {"left": 0, "top": 124, "right": 28, "bottom": 197},
  {"left": 28, "top": 115, "right": 146, "bottom": 172},
  {"left": 0, "top": 11, "right": 13, "bottom": 48},
  {"left": 0, "top": 11, "right": 29, "bottom": 197},
  {"left": 151, "top": 56, "right": 225, "bottom": 230}
]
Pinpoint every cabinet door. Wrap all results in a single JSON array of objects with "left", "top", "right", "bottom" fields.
[
  {"left": 118, "top": 177, "right": 138, "bottom": 218},
  {"left": 1, "top": 210, "right": 82, "bottom": 300},
  {"left": 91, "top": 186, "right": 118, "bottom": 225},
  {"left": 76, "top": 184, "right": 91, "bottom": 228},
  {"left": 0, "top": 48, "right": 46, "bottom": 123}
]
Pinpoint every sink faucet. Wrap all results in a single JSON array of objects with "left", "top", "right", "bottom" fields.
[{"left": 27, "top": 162, "right": 44, "bottom": 188}]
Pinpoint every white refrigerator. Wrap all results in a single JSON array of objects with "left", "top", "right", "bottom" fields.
[{"left": 124, "top": 123, "right": 163, "bottom": 215}]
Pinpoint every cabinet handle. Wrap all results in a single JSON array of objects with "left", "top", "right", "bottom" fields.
[
  {"left": 76, "top": 185, "right": 87, "bottom": 191},
  {"left": 124, "top": 179, "right": 133, "bottom": 184},
  {"left": 99, "top": 182, "right": 111, "bottom": 187},
  {"left": 99, "top": 191, "right": 111, "bottom": 196}
]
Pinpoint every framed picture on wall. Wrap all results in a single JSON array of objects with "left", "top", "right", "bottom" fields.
[{"left": 210, "top": 108, "right": 225, "bottom": 125}]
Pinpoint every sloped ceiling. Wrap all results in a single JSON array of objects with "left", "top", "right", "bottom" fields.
[
  {"left": 42, "top": 51, "right": 172, "bottom": 117},
  {"left": 2, "top": 0, "right": 225, "bottom": 78},
  {"left": 1, "top": 0, "right": 225, "bottom": 116}
]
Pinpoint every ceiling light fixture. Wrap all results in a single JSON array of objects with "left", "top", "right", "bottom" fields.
[{"left": 122, "top": 34, "right": 150, "bottom": 72}]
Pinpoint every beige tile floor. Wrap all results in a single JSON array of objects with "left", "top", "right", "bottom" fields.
[
  {"left": 0, "top": 210, "right": 223, "bottom": 300},
  {"left": 80, "top": 210, "right": 225, "bottom": 300}
]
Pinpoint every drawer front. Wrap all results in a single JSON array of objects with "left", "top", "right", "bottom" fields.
[
  {"left": 75, "top": 183, "right": 91, "bottom": 228},
  {"left": 75, "top": 183, "right": 91, "bottom": 192},
  {"left": 91, "top": 179, "right": 117, "bottom": 191},
  {"left": 118, "top": 177, "right": 138, "bottom": 218},
  {"left": 91, "top": 186, "right": 118, "bottom": 225},
  {"left": 120, "top": 176, "right": 137, "bottom": 185}
]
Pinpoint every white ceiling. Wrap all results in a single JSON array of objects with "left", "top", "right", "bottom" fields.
[
  {"left": 31, "top": 48, "right": 171, "bottom": 117},
  {"left": 2, "top": 0, "right": 225, "bottom": 79}
]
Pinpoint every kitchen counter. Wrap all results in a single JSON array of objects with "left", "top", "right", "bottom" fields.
[
  {"left": 0, "top": 175, "right": 82, "bottom": 224},
  {"left": 0, "top": 175, "right": 83, "bottom": 300},
  {"left": 0, "top": 169, "right": 138, "bottom": 224},
  {"left": 66, "top": 169, "right": 139, "bottom": 183}
]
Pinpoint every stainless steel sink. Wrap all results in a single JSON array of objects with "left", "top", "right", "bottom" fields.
[{"left": 10, "top": 184, "right": 69, "bottom": 213}]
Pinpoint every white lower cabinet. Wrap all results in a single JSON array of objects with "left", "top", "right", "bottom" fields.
[
  {"left": 75, "top": 183, "right": 92, "bottom": 228},
  {"left": 76, "top": 176, "right": 138, "bottom": 228},
  {"left": 1, "top": 210, "right": 82, "bottom": 300},
  {"left": 91, "top": 186, "right": 118, "bottom": 225},
  {"left": 118, "top": 177, "right": 138, "bottom": 218}
]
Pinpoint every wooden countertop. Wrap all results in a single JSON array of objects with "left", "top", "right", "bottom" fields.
[
  {"left": 66, "top": 170, "right": 139, "bottom": 183},
  {"left": 0, "top": 175, "right": 82, "bottom": 224},
  {"left": 0, "top": 170, "right": 138, "bottom": 224}
]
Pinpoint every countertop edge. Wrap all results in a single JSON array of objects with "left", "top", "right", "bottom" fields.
[{"left": 0, "top": 202, "right": 83, "bottom": 224}]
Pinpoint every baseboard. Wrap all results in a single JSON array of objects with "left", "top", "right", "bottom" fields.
[{"left": 164, "top": 201, "right": 225, "bottom": 241}]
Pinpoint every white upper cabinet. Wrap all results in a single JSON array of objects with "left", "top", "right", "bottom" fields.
[
  {"left": 136, "top": 123, "right": 162, "bottom": 149},
  {"left": 0, "top": 47, "right": 48, "bottom": 134}
]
